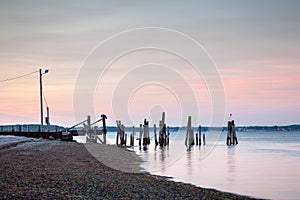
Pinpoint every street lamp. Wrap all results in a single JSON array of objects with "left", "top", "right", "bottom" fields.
[{"left": 40, "top": 69, "right": 49, "bottom": 126}]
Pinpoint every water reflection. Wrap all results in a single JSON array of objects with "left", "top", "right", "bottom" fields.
[
  {"left": 227, "top": 146, "right": 236, "bottom": 183},
  {"left": 159, "top": 146, "right": 168, "bottom": 172},
  {"left": 186, "top": 150, "right": 193, "bottom": 176}
]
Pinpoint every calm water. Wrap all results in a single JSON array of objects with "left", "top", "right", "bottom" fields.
[
  {"left": 76, "top": 131, "right": 300, "bottom": 199},
  {"left": 132, "top": 131, "right": 300, "bottom": 200}
]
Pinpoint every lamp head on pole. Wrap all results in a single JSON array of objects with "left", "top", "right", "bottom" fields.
[{"left": 44, "top": 69, "right": 49, "bottom": 74}]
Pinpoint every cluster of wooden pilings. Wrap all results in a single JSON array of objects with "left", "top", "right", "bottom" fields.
[
  {"left": 116, "top": 120, "right": 126, "bottom": 145},
  {"left": 115, "top": 122, "right": 139, "bottom": 147},
  {"left": 227, "top": 120, "right": 238, "bottom": 145},
  {"left": 185, "top": 116, "right": 205, "bottom": 150},
  {"left": 116, "top": 112, "right": 170, "bottom": 148}
]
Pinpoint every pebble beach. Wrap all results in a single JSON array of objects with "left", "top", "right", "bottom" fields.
[{"left": 0, "top": 137, "right": 256, "bottom": 199}]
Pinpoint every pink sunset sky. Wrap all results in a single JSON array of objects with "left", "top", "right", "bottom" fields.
[{"left": 0, "top": 1, "right": 299, "bottom": 127}]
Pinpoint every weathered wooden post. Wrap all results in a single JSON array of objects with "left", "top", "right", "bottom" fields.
[
  {"left": 87, "top": 115, "right": 91, "bottom": 141},
  {"left": 130, "top": 126, "right": 135, "bottom": 146},
  {"left": 163, "top": 124, "right": 167, "bottom": 145},
  {"left": 198, "top": 125, "right": 202, "bottom": 145},
  {"left": 191, "top": 131, "right": 195, "bottom": 145},
  {"left": 227, "top": 121, "right": 231, "bottom": 145},
  {"left": 159, "top": 120, "right": 163, "bottom": 146},
  {"left": 185, "top": 118, "right": 189, "bottom": 146},
  {"left": 232, "top": 121, "right": 238, "bottom": 145},
  {"left": 143, "top": 119, "right": 150, "bottom": 146},
  {"left": 159, "top": 112, "right": 167, "bottom": 146},
  {"left": 196, "top": 133, "right": 198, "bottom": 145},
  {"left": 185, "top": 116, "right": 195, "bottom": 148},
  {"left": 143, "top": 120, "right": 146, "bottom": 145},
  {"left": 101, "top": 114, "right": 107, "bottom": 144},
  {"left": 103, "top": 130, "right": 106, "bottom": 144},
  {"left": 121, "top": 124, "right": 126, "bottom": 145},
  {"left": 154, "top": 124, "right": 158, "bottom": 146},
  {"left": 231, "top": 122, "right": 234, "bottom": 145},
  {"left": 139, "top": 124, "right": 142, "bottom": 147},
  {"left": 87, "top": 115, "right": 91, "bottom": 136},
  {"left": 116, "top": 121, "right": 119, "bottom": 145},
  {"left": 167, "top": 126, "right": 170, "bottom": 145},
  {"left": 203, "top": 133, "right": 206, "bottom": 145}
]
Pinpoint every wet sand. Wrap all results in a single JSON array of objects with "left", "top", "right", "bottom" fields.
[{"left": 0, "top": 137, "right": 256, "bottom": 199}]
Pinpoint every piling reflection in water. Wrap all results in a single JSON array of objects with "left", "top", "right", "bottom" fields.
[
  {"left": 186, "top": 150, "right": 193, "bottom": 176},
  {"left": 227, "top": 146, "right": 236, "bottom": 183}
]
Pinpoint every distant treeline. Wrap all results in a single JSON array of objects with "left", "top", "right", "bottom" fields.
[
  {"left": 1, "top": 124, "right": 299, "bottom": 133},
  {"left": 234, "top": 124, "right": 300, "bottom": 132},
  {"left": 99, "top": 124, "right": 300, "bottom": 132}
]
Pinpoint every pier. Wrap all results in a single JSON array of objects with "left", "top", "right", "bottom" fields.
[
  {"left": 0, "top": 124, "right": 65, "bottom": 139},
  {"left": 0, "top": 114, "right": 108, "bottom": 143}
]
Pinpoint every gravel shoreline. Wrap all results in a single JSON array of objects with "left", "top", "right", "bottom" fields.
[{"left": 0, "top": 138, "right": 256, "bottom": 199}]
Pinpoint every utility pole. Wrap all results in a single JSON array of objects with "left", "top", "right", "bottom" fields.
[
  {"left": 39, "top": 69, "right": 49, "bottom": 126},
  {"left": 40, "top": 69, "right": 43, "bottom": 126}
]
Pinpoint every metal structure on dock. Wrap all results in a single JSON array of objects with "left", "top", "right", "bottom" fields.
[{"left": 65, "top": 114, "right": 107, "bottom": 143}]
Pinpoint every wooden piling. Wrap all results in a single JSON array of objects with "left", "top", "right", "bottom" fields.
[
  {"left": 143, "top": 119, "right": 150, "bottom": 146},
  {"left": 198, "top": 125, "right": 201, "bottom": 145},
  {"left": 227, "top": 121, "right": 231, "bottom": 145},
  {"left": 154, "top": 124, "right": 158, "bottom": 146},
  {"left": 87, "top": 115, "right": 91, "bottom": 139},
  {"left": 159, "top": 112, "right": 167, "bottom": 146},
  {"left": 130, "top": 126, "right": 135, "bottom": 146},
  {"left": 116, "top": 121, "right": 120, "bottom": 145},
  {"left": 185, "top": 116, "right": 195, "bottom": 148},
  {"left": 191, "top": 129, "right": 195, "bottom": 145},
  {"left": 121, "top": 124, "right": 125, "bottom": 145},
  {"left": 159, "top": 121, "right": 163, "bottom": 146},
  {"left": 167, "top": 126, "right": 170, "bottom": 145},
  {"left": 203, "top": 133, "right": 206, "bottom": 145},
  {"left": 116, "top": 120, "right": 124, "bottom": 145},
  {"left": 196, "top": 133, "right": 198, "bottom": 145},
  {"left": 139, "top": 124, "right": 142, "bottom": 147},
  {"left": 101, "top": 114, "right": 107, "bottom": 144}
]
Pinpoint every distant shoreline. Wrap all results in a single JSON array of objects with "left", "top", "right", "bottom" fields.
[{"left": 1, "top": 124, "right": 300, "bottom": 133}]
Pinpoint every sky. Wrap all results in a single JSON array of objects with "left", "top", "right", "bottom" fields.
[{"left": 0, "top": 0, "right": 299, "bottom": 127}]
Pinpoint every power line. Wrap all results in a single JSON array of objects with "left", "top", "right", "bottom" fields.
[{"left": 0, "top": 70, "right": 39, "bottom": 83}]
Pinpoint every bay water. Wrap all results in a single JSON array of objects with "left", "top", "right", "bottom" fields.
[{"left": 77, "top": 130, "right": 300, "bottom": 199}]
